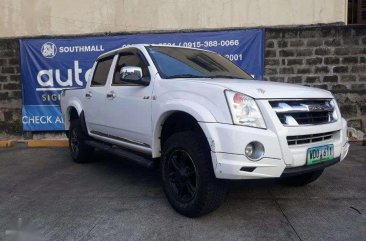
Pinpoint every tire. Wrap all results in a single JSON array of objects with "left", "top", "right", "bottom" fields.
[
  {"left": 279, "top": 169, "right": 324, "bottom": 186},
  {"left": 69, "top": 119, "right": 93, "bottom": 163},
  {"left": 161, "top": 131, "right": 227, "bottom": 217}
]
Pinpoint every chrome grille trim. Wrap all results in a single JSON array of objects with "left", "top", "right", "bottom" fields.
[
  {"left": 287, "top": 131, "right": 336, "bottom": 146},
  {"left": 270, "top": 99, "right": 337, "bottom": 126}
]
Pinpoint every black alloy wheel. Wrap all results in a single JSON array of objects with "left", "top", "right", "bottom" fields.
[
  {"left": 161, "top": 131, "right": 227, "bottom": 217},
  {"left": 166, "top": 149, "right": 198, "bottom": 203},
  {"left": 69, "top": 119, "right": 93, "bottom": 163},
  {"left": 70, "top": 127, "right": 79, "bottom": 157}
]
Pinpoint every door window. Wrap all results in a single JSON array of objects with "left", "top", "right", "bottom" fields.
[
  {"left": 91, "top": 57, "right": 113, "bottom": 87},
  {"left": 113, "top": 51, "right": 150, "bottom": 85}
]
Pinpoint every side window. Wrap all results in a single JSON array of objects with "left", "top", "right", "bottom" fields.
[
  {"left": 113, "top": 51, "right": 150, "bottom": 85},
  {"left": 91, "top": 57, "right": 113, "bottom": 87}
]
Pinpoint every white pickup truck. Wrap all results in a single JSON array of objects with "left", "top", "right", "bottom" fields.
[{"left": 61, "top": 44, "right": 349, "bottom": 217}]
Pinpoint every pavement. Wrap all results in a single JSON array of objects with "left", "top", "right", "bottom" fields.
[{"left": 0, "top": 144, "right": 365, "bottom": 241}]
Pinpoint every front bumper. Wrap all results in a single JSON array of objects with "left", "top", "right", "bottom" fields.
[
  {"left": 199, "top": 118, "right": 349, "bottom": 180},
  {"left": 281, "top": 156, "right": 340, "bottom": 177}
]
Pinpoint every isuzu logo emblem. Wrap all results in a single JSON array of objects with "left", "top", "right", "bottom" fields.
[{"left": 302, "top": 104, "right": 331, "bottom": 112}]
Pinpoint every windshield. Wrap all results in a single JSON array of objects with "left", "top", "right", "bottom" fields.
[{"left": 146, "top": 46, "right": 254, "bottom": 80}]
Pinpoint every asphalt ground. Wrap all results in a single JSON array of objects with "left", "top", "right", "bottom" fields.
[{"left": 0, "top": 143, "right": 365, "bottom": 241}]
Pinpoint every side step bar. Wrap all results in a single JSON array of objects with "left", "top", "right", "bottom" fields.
[{"left": 85, "top": 140, "right": 155, "bottom": 169}]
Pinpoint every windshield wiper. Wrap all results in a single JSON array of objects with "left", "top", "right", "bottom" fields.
[
  {"left": 166, "top": 74, "right": 205, "bottom": 79},
  {"left": 209, "top": 75, "right": 244, "bottom": 79}
]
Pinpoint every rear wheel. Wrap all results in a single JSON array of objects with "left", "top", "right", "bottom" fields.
[
  {"left": 279, "top": 170, "right": 324, "bottom": 186},
  {"left": 161, "top": 131, "right": 227, "bottom": 217},
  {"left": 69, "top": 119, "right": 93, "bottom": 163}
]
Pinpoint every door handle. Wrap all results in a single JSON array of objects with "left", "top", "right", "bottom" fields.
[
  {"left": 106, "top": 91, "right": 116, "bottom": 99},
  {"left": 85, "top": 91, "right": 92, "bottom": 98}
]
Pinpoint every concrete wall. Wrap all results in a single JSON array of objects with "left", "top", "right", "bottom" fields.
[
  {"left": 0, "top": 0, "right": 347, "bottom": 38},
  {"left": 0, "top": 39, "right": 21, "bottom": 134}
]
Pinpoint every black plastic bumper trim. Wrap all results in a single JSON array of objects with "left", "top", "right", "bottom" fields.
[
  {"left": 240, "top": 167, "right": 256, "bottom": 172},
  {"left": 281, "top": 156, "right": 340, "bottom": 177}
]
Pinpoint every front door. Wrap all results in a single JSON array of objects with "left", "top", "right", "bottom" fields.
[{"left": 103, "top": 49, "right": 153, "bottom": 147}]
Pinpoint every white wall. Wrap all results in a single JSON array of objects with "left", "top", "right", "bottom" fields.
[{"left": 0, "top": 0, "right": 347, "bottom": 38}]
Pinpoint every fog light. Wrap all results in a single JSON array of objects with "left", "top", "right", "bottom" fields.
[
  {"left": 245, "top": 143, "right": 254, "bottom": 156},
  {"left": 245, "top": 141, "right": 265, "bottom": 161}
]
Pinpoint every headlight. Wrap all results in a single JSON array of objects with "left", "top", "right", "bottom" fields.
[
  {"left": 329, "top": 99, "right": 338, "bottom": 121},
  {"left": 225, "top": 90, "right": 266, "bottom": 128}
]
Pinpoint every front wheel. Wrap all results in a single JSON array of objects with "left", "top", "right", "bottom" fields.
[
  {"left": 279, "top": 170, "right": 324, "bottom": 186},
  {"left": 161, "top": 131, "right": 227, "bottom": 217}
]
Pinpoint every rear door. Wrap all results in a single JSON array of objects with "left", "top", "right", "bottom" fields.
[{"left": 83, "top": 56, "right": 115, "bottom": 134}]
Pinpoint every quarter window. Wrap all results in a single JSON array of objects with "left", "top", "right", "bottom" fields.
[{"left": 91, "top": 57, "right": 113, "bottom": 86}]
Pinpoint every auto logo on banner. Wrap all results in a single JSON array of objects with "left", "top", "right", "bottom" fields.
[{"left": 20, "top": 29, "right": 264, "bottom": 131}]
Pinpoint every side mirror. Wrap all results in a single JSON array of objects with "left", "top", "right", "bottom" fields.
[{"left": 120, "top": 66, "right": 149, "bottom": 86}]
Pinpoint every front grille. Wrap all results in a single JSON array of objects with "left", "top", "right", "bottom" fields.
[
  {"left": 278, "top": 112, "right": 330, "bottom": 125},
  {"left": 270, "top": 99, "right": 336, "bottom": 126},
  {"left": 287, "top": 131, "right": 336, "bottom": 145}
]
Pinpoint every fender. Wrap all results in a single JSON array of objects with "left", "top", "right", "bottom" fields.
[
  {"left": 64, "top": 97, "right": 83, "bottom": 130},
  {"left": 151, "top": 99, "right": 217, "bottom": 158},
  {"left": 79, "top": 111, "right": 88, "bottom": 134}
]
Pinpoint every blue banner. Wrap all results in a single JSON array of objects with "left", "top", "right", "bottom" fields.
[{"left": 20, "top": 29, "right": 264, "bottom": 131}]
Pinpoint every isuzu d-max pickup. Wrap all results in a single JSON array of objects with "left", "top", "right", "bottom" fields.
[{"left": 61, "top": 44, "right": 349, "bottom": 217}]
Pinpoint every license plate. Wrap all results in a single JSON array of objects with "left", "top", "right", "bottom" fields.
[{"left": 307, "top": 144, "right": 334, "bottom": 165}]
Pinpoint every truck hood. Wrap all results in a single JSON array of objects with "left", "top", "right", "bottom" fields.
[{"left": 189, "top": 78, "right": 333, "bottom": 99}]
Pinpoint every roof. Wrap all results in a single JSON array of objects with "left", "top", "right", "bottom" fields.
[{"left": 96, "top": 44, "right": 215, "bottom": 61}]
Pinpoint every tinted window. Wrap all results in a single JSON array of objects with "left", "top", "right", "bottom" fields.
[
  {"left": 147, "top": 46, "right": 253, "bottom": 80},
  {"left": 91, "top": 57, "right": 113, "bottom": 86},
  {"left": 113, "top": 51, "right": 150, "bottom": 85}
]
